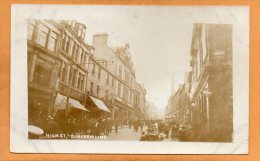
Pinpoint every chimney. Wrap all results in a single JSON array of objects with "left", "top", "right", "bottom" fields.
[{"left": 93, "top": 33, "right": 108, "bottom": 48}]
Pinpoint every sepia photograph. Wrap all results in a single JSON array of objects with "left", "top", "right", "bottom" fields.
[
  {"left": 27, "top": 19, "right": 233, "bottom": 142},
  {"left": 11, "top": 5, "right": 249, "bottom": 154}
]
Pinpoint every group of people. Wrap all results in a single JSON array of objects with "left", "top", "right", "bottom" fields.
[
  {"left": 158, "top": 121, "right": 192, "bottom": 141},
  {"left": 128, "top": 119, "right": 145, "bottom": 132},
  {"left": 139, "top": 120, "right": 192, "bottom": 141},
  {"left": 82, "top": 118, "right": 119, "bottom": 138},
  {"left": 44, "top": 114, "right": 123, "bottom": 139}
]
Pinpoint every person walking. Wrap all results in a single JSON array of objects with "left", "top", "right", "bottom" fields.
[{"left": 114, "top": 119, "right": 119, "bottom": 133}]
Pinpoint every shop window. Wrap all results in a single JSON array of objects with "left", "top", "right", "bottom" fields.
[
  {"left": 33, "top": 60, "right": 52, "bottom": 87},
  {"left": 36, "top": 24, "right": 49, "bottom": 47}
]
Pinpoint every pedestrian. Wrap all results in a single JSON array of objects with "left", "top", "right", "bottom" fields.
[
  {"left": 94, "top": 119, "right": 101, "bottom": 138},
  {"left": 134, "top": 120, "right": 138, "bottom": 132},
  {"left": 178, "top": 125, "right": 189, "bottom": 141},
  {"left": 114, "top": 119, "right": 119, "bottom": 133},
  {"left": 139, "top": 121, "right": 144, "bottom": 132}
]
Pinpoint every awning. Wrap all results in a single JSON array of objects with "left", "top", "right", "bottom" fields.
[
  {"left": 54, "top": 93, "right": 67, "bottom": 111},
  {"left": 69, "top": 98, "right": 90, "bottom": 112},
  {"left": 140, "top": 108, "right": 145, "bottom": 114},
  {"left": 86, "top": 96, "right": 111, "bottom": 113},
  {"left": 54, "top": 93, "right": 90, "bottom": 112}
]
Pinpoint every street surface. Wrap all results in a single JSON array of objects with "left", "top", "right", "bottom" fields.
[{"left": 106, "top": 126, "right": 142, "bottom": 141}]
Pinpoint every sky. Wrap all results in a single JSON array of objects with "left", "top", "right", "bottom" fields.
[{"left": 41, "top": 5, "right": 248, "bottom": 114}]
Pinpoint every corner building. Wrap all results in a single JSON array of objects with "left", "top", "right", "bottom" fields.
[
  {"left": 28, "top": 20, "right": 93, "bottom": 131},
  {"left": 189, "top": 23, "right": 233, "bottom": 142}
]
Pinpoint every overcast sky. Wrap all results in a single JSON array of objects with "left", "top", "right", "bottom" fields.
[{"left": 36, "top": 5, "right": 248, "bottom": 113}]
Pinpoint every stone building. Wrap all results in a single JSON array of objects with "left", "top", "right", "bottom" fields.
[
  {"left": 27, "top": 20, "right": 93, "bottom": 130},
  {"left": 28, "top": 20, "right": 147, "bottom": 131},
  {"left": 189, "top": 23, "right": 233, "bottom": 142},
  {"left": 92, "top": 33, "right": 145, "bottom": 124}
]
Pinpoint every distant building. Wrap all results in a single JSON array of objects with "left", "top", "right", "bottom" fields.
[
  {"left": 134, "top": 83, "right": 147, "bottom": 119},
  {"left": 189, "top": 23, "right": 233, "bottom": 142},
  {"left": 146, "top": 101, "right": 160, "bottom": 120},
  {"left": 165, "top": 73, "right": 191, "bottom": 125}
]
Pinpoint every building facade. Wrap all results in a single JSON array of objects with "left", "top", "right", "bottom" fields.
[
  {"left": 165, "top": 75, "right": 191, "bottom": 125},
  {"left": 28, "top": 20, "right": 147, "bottom": 132},
  {"left": 28, "top": 20, "right": 93, "bottom": 131},
  {"left": 92, "top": 34, "right": 146, "bottom": 124},
  {"left": 28, "top": 20, "right": 116, "bottom": 131},
  {"left": 189, "top": 23, "right": 233, "bottom": 142}
]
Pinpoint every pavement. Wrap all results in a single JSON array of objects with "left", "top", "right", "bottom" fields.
[
  {"left": 106, "top": 126, "right": 142, "bottom": 141},
  {"left": 41, "top": 126, "right": 143, "bottom": 140}
]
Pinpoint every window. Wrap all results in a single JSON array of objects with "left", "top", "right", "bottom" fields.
[
  {"left": 72, "top": 69, "right": 77, "bottom": 87},
  {"left": 27, "top": 20, "right": 36, "bottom": 40},
  {"left": 61, "top": 63, "right": 67, "bottom": 82},
  {"left": 81, "top": 76, "right": 85, "bottom": 91},
  {"left": 105, "top": 90, "right": 108, "bottom": 100},
  {"left": 77, "top": 47, "right": 82, "bottom": 63},
  {"left": 98, "top": 68, "right": 101, "bottom": 79},
  {"left": 33, "top": 59, "right": 52, "bottom": 87},
  {"left": 106, "top": 73, "right": 109, "bottom": 85},
  {"left": 78, "top": 25, "right": 82, "bottom": 38},
  {"left": 48, "top": 31, "right": 58, "bottom": 52},
  {"left": 77, "top": 73, "right": 81, "bottom": 89},
  {"left": 74, "top": 44, "right": 78, "bottom": 61},
  {"left": 36, "top": 24, "right": 49, "bottom": 47},
  {"left": 81, "top": 51, "right": 85, "bottom": 65},
  {"left": 65, "top": 37, "right": 70, "bottom": 53},
  {"left": 97, "top": 85, "right": 100, "bottom": 97},
  {"left": 112, "top": 78, "right": 114, "bottom": 87},
  {"left": 62, "top": 33, "right": 67, "bottom": 51},
  {"left": 82, "top": 28, "right": 86, "bottom": 39},
  {"left": 130, "top": 92, "right": 132, "bottom": 104},
  {"left": 92, "top": 64, "right": 95, "bottom": 75},
  {"left": 117, "top": 82, "right": 121, "bottom": 97},
  {"left": 119, "top": 65, "right": 122, "bottom": 79},
  {"left": 90, "top": 82, "right": 94, "bottom": 95},
  {"left": 125, "top": 71, "right": 129, "bottom": 83},
  {"left": 111, "top": 93, "right": 114, "bottom": 102},
  {"left": 71, "top": 21, "right": 76, "bottom": 29}
]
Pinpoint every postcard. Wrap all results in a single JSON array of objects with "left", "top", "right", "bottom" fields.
[{"left": 10, "top": 4, "right": 249, "bottom": 154}]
